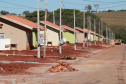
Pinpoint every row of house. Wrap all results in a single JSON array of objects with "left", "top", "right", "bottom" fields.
[{"left": 0, "top": 15, "right": 104, "bottom": 50}]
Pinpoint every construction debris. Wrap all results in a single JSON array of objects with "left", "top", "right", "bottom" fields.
[
  {"left": 0, "top": 65, "right": 5, "bottom": 72},
  {"left": 59, "top": 56, "right": 76, "bottom": 60},
  {"left": 48, "top": 62, "right": 78, "bottom": 73}
]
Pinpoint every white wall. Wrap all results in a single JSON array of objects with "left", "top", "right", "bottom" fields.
[
  {"left": 40, "top": 28, "right": 59, "bottom": 46},
  {"left": 88, "top": 32, "right": 94, "bottom": 41},
  {"left": 0, "top": 39, "right": 11, "bottom": 50}
]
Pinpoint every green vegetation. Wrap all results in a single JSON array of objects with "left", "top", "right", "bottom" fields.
[
  {"left": 25, "top": 9, "right": 126, "bottom": 43},
  {"left": 26, "top": 9, "right": 100, "bottom": 31},
  {"left": 94, "top": 12, "right": 126, "bottom": 43}
]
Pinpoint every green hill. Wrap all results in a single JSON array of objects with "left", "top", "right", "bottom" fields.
[
  {"left": 94, "top": 12, "right": 126, "bottom": 43},
  {"left": 94, "top": 12, "right": 126, "bottom": 27}
]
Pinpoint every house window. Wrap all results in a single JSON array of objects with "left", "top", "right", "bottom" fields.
[{"left": 0, "top": 33, "right": 5, "bottom": 39}]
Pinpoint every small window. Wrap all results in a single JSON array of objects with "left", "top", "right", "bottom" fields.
[{"left": 0, "top": 33, "right": 5, "bottom": 39}]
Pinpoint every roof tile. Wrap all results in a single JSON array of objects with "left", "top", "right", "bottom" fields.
[{"left": 0, "top": 15, "right": 44, "bottom": 30}]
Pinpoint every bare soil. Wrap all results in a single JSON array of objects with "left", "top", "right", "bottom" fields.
[{"left": 0, "top": 43, "right": 108, "bottom": 76}]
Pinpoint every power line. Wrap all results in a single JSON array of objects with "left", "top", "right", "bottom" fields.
[
  {"left": 82, "top": 0, "right": 126, "bottom": 4},
  {"left": 63, "top": 1, "right": 126, "bottom": 6},
  {"left": 99, "top": 3, "right": 126, "bottom": 9},
  {"left": 0, "top": 0, "right": 44, "bottom": 9}
]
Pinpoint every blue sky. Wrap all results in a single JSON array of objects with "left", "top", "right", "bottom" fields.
[{"left": 0, "top": 0, "right": 126, "bottom": 15}]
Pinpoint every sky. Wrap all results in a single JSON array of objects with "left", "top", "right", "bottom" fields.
[{"left": 0, "top": 0, "right": 126, "bottom": 15}]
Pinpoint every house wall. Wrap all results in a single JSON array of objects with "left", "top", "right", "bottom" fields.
[
  {"left": 93, "top": 35, "right": 99, "bottom": 41},
  {"left": 0, "top": 19, "right": 32, "bottom": 50},
  {"left": 76, "top": 32, "right": 83, "bottom": 43},
  {"left": 32, "top": 30, "right": 38, "bottom": 47},
  {"left": 88, "top": 32, "right": 94, "bottom": 41},
  {"left": 40, "top": 26, "right": 60, "bottom": 46},
  {"left": 63, "top": 31, "right": 74, "bottom": 43},
  {"left": 100, "top": 37, "right": 103, "bottom": 41}
]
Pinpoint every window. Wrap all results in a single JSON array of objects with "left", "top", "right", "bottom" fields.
[{"left": 0, "top": 33, "right": 5, "bottom": 39}]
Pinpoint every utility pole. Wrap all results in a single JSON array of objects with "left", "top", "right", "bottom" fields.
[
  {"left": 86, "top": 17, "right": 89, "bottom": 48},
  {"left": 94, "top": 19, "right": 96, "bottom": 46},
  {"left": 111, "top": 31, "right": 113, "bottom": 40},
  {"left": 89, "top": 16, "right": 91, "bottom": 46},
  {"left": 114, "top": 34, "right": 116, "bottom": 40},
  {"left": 43, "top": 0, "right": 47, "bottom": 58},
  {"left": 59, "top": 0, "right": 62, "bottom": 54},
  {"left": 106, "top": 25, "right": 108, "bottom": 43},
  {"left": 74, "top": 9, "right": 76, "bottom": 50},
  {"left": 99, "top": 22, "right": 100, "bottom": 45},
  {"left": 109, "top": 28, "right": 111, "bottom": 42},
  {"left": 37, "top": 0, "right": 40, "bottom": 58},
  {"left": 53, "top": 8, "right": 55, "bottom": 24},
  {"left": 83, "top": 11, "right": 85, "bottom": 47},
  {"left": 101, "top": 23, "right": 103, "bottom": 46}
]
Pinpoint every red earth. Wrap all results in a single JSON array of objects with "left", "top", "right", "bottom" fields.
[{"left": 0, "top": 43, "right": 109, "bottom": 75}]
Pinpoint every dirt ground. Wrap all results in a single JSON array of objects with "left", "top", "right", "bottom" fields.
[{"left": 0, "top": 43, "right": 117, "bottom": 84}]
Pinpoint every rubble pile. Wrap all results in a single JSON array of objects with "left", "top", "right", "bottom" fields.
[
  {"left": 59, "top": 56, "right": 76, "bottom": 60},
  {"left": 48, "top": 62, "right": 78, "bottom": 73}
]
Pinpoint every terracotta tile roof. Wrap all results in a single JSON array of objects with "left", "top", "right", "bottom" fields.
[
  {"left": 62, "top": 25, "right": 79, "bottom": 32},
  {"left": 40, "top": 21, "right": 66, "bottom": 32},
  {"left": 0, "top": 15, "right": 44, "bottom": 30},
  {"left": 90, "top": 30, "right": 104, "bottom": 38},
  {"left": 76, "top": 27, "right": 88, "bottom": 33}
]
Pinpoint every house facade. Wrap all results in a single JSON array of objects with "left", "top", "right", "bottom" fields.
[
  {"left": 62, "top": 25, "right": 80, "bottom": 43},
  {"left": 76, "top": 27, "right": 88, "bottom": 43},
  {"left": 40, "top": 21, "right": 66, "bottom": 46},
  {"left": 0, "top": 15, "right": 44, "bottom": 50}
]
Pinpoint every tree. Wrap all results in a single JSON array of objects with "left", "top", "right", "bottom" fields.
[
  {"left": 10, "top": 13, "right": 17, "bottom": 15},
  {"left": 23, "top": 11, "right": 30, "bottom": 16},
  {"left": 85, "top": 5, "right": 92, "bottom": 13},
  {"left": 94, "top": 4, "right": 99, "bottom": 13},
  {"left": 18, "top": 14, "right": 21, "bottom": 16},
  {"left": 0, "top": 10, "right": 9, "bottom": 15}
]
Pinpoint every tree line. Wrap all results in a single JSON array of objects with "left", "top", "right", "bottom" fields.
[{"left": 0, "top": 9, "right": 126, "bottom": 43}]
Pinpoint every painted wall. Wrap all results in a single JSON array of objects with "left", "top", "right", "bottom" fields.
[
  {"left": 76, "top": 32, "right": 83, "bottom": 43},
  {"left": 0, "top": 39, "right": 11, "bottom": 50},
  {"left": 40, "top": 26, "right": 60, "bottom": 46},
  {"left": 63, "top": 31, "right": 74, "bottom": 43},
  {"left": 32, "top": 31, "right": 37, "bottom": 47},
  {"left": 0, "top": 20, "right": 28, "bottom": 50},
  {"left": 88, "top": 32, "right": 94, "bottom": 41},
  {"left": 93, "top": 35, "right": 99, "bottom": 41}
]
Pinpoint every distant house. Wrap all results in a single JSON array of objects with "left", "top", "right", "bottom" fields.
[
  {"left": 0, "top": 15, "right": 44, "bottom": 50},
  {"left": 91, "top": 31, "right": 99, "bottom": 41},
  {"left": 40, "top": 21, "right": 66, "bottom": 46},
  {"left": 62, "top": 25, "right": 79, "bottom": 43},
  {"left": 76, "top": 27, "right": 88, "bottom": 43}
]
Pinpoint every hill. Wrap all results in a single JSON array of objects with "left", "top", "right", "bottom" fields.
[
  {"left": 94, "top": 12, "right": 126, "bottom": 43},
  {"left": 94, "top": 12, "right": 126, "bottom": 27}
]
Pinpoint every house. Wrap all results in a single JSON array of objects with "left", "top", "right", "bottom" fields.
[
  {"left": 62, "top": 25, "right": 79, "bottom": 43},
  {"left": 76, "top": 27, "right": 94, "bottom": 42},
  {"left": 76, "top": 27, "right": 88, "bottom": 43},
  {"left": 0, "top": 15, "right": 44, "bottom": 50},
  {"left": 92, "top": 32, "right": 99, "bottom": 41},
  {"left": 40, "top": 21, "right": 66, "bottom": 46}
]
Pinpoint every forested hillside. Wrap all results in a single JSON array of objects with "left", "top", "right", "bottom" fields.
[
  {"left": 25, "top": 9, "right": 126, "bottom": 43},
  {"left": 94, "top": 12, "right": 126, "bottom": 43}
]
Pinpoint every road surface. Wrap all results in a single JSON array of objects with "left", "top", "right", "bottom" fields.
[{"left": 0, "top": 44, "right": 126, "bottom": 84}]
